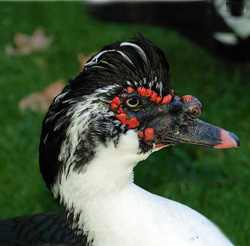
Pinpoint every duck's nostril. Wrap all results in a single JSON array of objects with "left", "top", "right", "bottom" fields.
[{"left": 181, "top": 95, "right": 203, "bottom": 119}]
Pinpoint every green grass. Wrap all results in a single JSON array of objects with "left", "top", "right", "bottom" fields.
[{"left": 0, "top": 2, "right": 249, "bottom": 245}]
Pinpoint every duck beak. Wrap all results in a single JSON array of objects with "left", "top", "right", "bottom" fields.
[
  {"left": 165, "top": 119, "right": 240, "bottom": 149},
  {"left": 152, "top": 95, "right": 240, "bottom": 149}
]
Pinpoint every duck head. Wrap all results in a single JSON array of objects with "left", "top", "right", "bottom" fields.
[{"left": 39, "top": 34, "right": 240, "bottom": 235}]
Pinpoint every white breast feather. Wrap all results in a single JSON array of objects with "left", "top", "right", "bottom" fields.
[{"left": 53, "top": 129, "right": 232, "bottom": 246}]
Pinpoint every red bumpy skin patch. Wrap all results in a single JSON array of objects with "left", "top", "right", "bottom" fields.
[
  {"left": 137, "top": 86, "right": 173, "bottom": 105},
  {"left": 111, "top": 96, "right": 122, "bottom": 109},
  {"left": 138, "top": 128, "right": 154, "bottom": 141},
  {"left": 182, "top": 95, "right": 193, "bottom": 103},
  {"left": 156, "top": 96, "right": 162, "bottom": 104},
  {"left": 116, "top": 113, "right": 139, "bottom": 129},
  {"left": 181, "top": 95, "right": 202, "bottom": 118},
  {"left": 112, "top": 97, "right": 122, "bottom": 105},
  {"left": 127, "top": 86, "right": 134, "bottom": 93},
  {"left": 150, "top": 91, "right": 158, "bottom": 102},
  {"left": 111, "top": 88, "right": 140, "bottom": 129},
  {"left": 138, "top": 131, "right": 144, "bottom": 138},
  {"left": 120, "top": 93, "right": 127, "bottom": 99},
  {"left": 112, "top": 86, "right": 175, "bottom": 130},
  {"left": 145, "top": 89, "right": 153, "bottom": 97},
  {"left": 117, "top": 108, "right": 124, "bottom": 114},
  {"left": 128, "top": 117, "right": 140, "bottom": 129},
  {"left": 111, "top": 102, "right": 118, "bottom": 109},
  {"left": 137, "top": 87, "right": 147, "bottom": 96},
  {"left": 161, "top": 94, "right": 172, "bottom": 104},
  {"left": 156, "top": 143, "right": 165, "bottom": 148},
  {"left": 144, "top": 128, "right": 154, "bottom": 141}
]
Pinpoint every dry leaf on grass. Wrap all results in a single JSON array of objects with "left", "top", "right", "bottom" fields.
[
  {"left": 19, "top": 80, "right": 65, "bottom": 113},
  {"left": 6, "top": 27, "right": 53, "bottom": 56},
  {"left": 19, "top": 52, "right": 96, "bottom": 113},
  {"left": 18, "top": 92, "right": 50, "bottom": 113},
  {"left": 43, "top": 79, "right": 66, "bottom": 102},
  {"left": 77, "top": 52, "right": 94, "bottom": 71}
]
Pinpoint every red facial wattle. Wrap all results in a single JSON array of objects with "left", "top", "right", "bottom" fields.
[
  {"left": 110, "top": 86, "right": 174, "bottom": 130},
  {"left": 109, "top": 86, "right": 240, "bottom": 149},
  {"left": 110, "top": 87, "right": 140, "bottom": 129},
  {"left": 116, "top": 113, "right": 139, "bottom": 129},
  {"left": 138, "top": 128, "right": 154, "bottom": 142}
]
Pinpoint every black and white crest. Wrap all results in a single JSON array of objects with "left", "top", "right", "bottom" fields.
[
  {"left": 71, "top": 34, "right": 171, "bottom": 97},
  {"left": 37, "top": 34, "right": 239, "bottom": 245},
  {"left": 39, "top": 34, "right": 172, "bottom": 192}
]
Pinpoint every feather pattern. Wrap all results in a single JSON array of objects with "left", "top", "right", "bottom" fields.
[
  {"left": 0, "top": 34, "right": 234, "bottom": 246},
  {"left": 0, "top": 212, "right": 86, "bottom": 245}
]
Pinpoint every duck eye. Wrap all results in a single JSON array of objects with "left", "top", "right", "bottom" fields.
[{"left": 126, "top": 98, "right": 140, "bottom": 109}]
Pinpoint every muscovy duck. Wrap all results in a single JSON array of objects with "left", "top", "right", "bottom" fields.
[{"left": 0, "top": 34, "right": 240, "bottom": 246}]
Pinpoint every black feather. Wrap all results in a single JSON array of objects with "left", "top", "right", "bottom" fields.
[
  {"left": 39, "top": 34, "right": 172, "bottom": 190},
  {"left": 0, "top": 212, "right": 86, "bottom": 245},
  {"left": 68, "top": 34, "right": 171, "bottom": 97}
]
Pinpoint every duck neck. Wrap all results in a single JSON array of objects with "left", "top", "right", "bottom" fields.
[{"left": 53, "top": 131, "right": 151, "bottom": 239}]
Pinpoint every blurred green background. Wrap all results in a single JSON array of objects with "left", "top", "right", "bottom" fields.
[{"left": 0, "top": 2, "right": 249, "bottom": 245}]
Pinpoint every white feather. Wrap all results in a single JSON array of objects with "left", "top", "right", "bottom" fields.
[
  {"left": 120, "top": 42, "right": 147, "bottom": 63},
  {"left": 54, "top": 130, "right": 232, "bottom": 246},
  {"left": 85, "top": 49, "right": 133, "bottom": 68}
]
